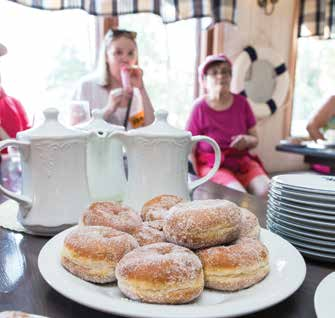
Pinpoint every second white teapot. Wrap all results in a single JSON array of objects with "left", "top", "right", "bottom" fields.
[{"left": 112, "top": 110, "right": 221, "bottom": 211}]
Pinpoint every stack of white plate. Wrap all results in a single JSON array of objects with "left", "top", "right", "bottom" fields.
[{"left": 267, "top": 174, "right": 335, "bottom": 262}]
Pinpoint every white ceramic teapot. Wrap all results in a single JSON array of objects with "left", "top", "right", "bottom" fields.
[
  {"left": 77, "top": 109, "right": 126, "bottom": 202},
  {"left": 0, "top": 108, "right": 93, "bottom": 235},
  {"left": 112, "top": 110, "right": 221, "bottom": 211}
]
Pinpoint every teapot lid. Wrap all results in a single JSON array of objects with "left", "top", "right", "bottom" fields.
[
  {"left": 77, "top": 109, "right": 124, "bottom": 133},
  {"left": 126, "top": 110, "right": 191, "bottom": 138},
  {"left": 17, "top": 108, "right": 90, "bottom": 140}
]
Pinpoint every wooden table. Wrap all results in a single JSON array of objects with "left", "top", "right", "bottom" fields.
[
  {"left": 0, "top": 179, "right": 334, "bottom": 317},
  {"left": 276, "top": 143, "right": 335, "bottom": 173}
]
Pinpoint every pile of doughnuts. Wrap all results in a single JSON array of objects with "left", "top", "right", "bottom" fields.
[{"left": 61, "top": 195, "right": 270, "bottom": 304}]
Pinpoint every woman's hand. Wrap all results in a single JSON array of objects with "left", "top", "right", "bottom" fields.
[
  {"left": 230, "top": 134, "right": 257, "bottom": 151},
  {"left": 306, "top": 95, "right": 335, "bottom": 140},
  {"left": 103, "top": 89, "right": 132, "bottom": 121},
  {"left": 125, "top": 66, "right": 144, "bottom": 89},
  {"left": 120, "top": 65, "right": 155, "bottom": 126},
  {"left": 306, "top": 123, "right": 325, "bottom": 140}
]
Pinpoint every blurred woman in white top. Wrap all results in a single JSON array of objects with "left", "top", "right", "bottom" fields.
[{"left": 73, "top": 29, "right": 155, "bottom": 129}]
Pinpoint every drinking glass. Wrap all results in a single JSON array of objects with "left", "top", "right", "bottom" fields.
[{"left": 68, "top": 100, "right": 90, "bottom": 126}]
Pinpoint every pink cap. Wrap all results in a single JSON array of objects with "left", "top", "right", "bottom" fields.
[{"left": 198, "top": 54, "right": 232, "bottom": 80}]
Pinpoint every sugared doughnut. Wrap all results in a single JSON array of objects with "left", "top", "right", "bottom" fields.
[
  {"left": 82, "top": 201, "right": 142, "bottom": 233},
  {"left": 115, "top": 242, "right": 204, "bottom": 304},
  {"left": 61, "top": 226, "right": 139, "bottom": 283},
  {"left": 141, "top": 195, "right": 185, "bottom": 222},
  {"left": 196, "top": 238, "right": 270, "bottom": 291},
  {"left": 143, "top": 220, "right": 165, "bottom": 231},
  {"left": 239, "top": 208, "right": 260, "bottom": 239},
  {"left": 164, "top": 200, "right": 241, "bottom": 249},
  {"left": 131, "top": 225, "right": 165, "bottom": 246}
]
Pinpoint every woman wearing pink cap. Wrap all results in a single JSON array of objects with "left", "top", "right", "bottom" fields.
[{"left": 186, "top": 54, "right": 269, "bottom": 197}]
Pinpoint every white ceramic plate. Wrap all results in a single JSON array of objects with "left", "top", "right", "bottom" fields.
[
  {"left": 317, "top": 139, "right": 335, "bottom": 148},
  {"left": 38, "top": 227, "right": 306, "bottom": 318},
  {"left": 266, "top": 213, "right": 335, "bottom": 240},
  {"left": 271, "top": 183, "right": 335, "bottom": 202},
  {"left": 267, "top": 223, "right": 335, "bottom": 263},
  {"left": 267, "top": 222, "right": 335, "bottom": 248},
  {"left": 269, "top": 191, "right": 335, "bottom": 209},
  {"left": 272, "top": 174, "right": 335, "bottom": 195},
  {"left": 301, "top": 140, "right": 335, "bottom": 149},
  {"left": 268, "top": 197, "right": 335, "bottom": 216},
  {"left": 267, "top": 210, "right": 335, "bottom": 235},
  {"left": 267, "top": 224, "right": 335, "bottom": 254},
  {"left": 296, "top": 247, "right": 335, "bottom": 262},
  {"left": 267, "top": 205, "right": 335, "bottom": 229},
  {"left": 302, "top": 140, "right": 326, "bottom": 149},
  {"left": 314, "top": 272, "right": 335, "bottom": 318},
  {"left": 267, "top": 219, "right": 335, "bottom": 242},
  {"left": 268, "top": 198, "right": 335, "bottom": 221}
]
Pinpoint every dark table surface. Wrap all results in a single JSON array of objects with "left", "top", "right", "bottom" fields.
[
  {"left": 0, "top": 172, "right": 334, "bottom": 318},
  {"left": 276, "top": 143, "right": 335, "bottom": 171}
]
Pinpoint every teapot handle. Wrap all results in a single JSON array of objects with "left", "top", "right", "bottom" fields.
[
  {"left": 0, "top": 139, "right": 32, "bottom": 209},
  {"left": 188, "top": 136, "right": 221, "bottom": 192}
]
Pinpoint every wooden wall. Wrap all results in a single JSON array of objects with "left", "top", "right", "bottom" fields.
[{"left": 223, "top": 0, "right": 307, "bottom": 173}]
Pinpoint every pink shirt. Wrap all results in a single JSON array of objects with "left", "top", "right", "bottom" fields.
[
  {"left": 0, "top": 87, "right": 30, "bottom": 154},
  {"left": 186, "top": 94, "right": 256, "bottom": 153}
]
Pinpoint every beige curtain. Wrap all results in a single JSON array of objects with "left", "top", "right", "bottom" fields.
[{"left": 298, "top": 0, "right": 335, "bottom": 38}]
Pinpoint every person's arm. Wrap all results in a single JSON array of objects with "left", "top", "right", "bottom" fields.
[
  {"left": 230, "top": 96, "right": 258, "bottom": 151},
  {"left": 246, "top": 126, "right": 259, "bottom": 149},
  {"left": 0, "top": 126, "right": 9, "bottom": 140},
  {"left": 138, "top": 86, "right": 154, "bottom": 126},
  {"left": 0, "top": 97, "right": 29, "bottom": 141},
  {"left": 186, "top": 103, "right": 203, "bottom": 174},
  {"left": 103, "top": 90, "right": 124, "bottom": 122},
  {"left": 129, "top": 67, "right": 154, "bottom": 126},
  {"left": 306, "top": 96, "right": 335, "bottom": 140},
  {"left": 12, "top": 98, "right": 30, "bottom": 130},
  {"left": 230, "top": 126, "right": 258, "bottom": 151}
]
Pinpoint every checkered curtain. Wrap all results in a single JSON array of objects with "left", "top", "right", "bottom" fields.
[
  {"left": 298, "top": 0, "right": 335, "bottom": 38},
  {"left": 8, "top": 0, "right": 237, "bottom": 24}
]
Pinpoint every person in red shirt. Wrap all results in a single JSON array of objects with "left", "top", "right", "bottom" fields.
[{"left": 0, "top": 42, "right": 29, "bottom": 145}]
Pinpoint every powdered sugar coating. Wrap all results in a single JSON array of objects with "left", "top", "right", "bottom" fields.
[
  {"left": 131, "top": 225, "right": 165, "bottom": 246},
  {"left": 61, "top": 226, "right": 139, "bottom": 283},
  {"left": 115, "top": 242, "right": 204, "bottom": 304},
  {"left": 198, "top": 238, "right": 268, "bottom": 268},
  {"left": 164, "top": 199, "right": 241, "bottom": 249},
  {"left": 143, "top": 220, "right": 166, "bottom": 231},
  {"left": 141, "top": 195, "right": 185, "bottom": 222},
  {"left": 82, "top": 201, "right": 142, "bottom": 233},
  {"left": 239, "top": 208, "right": 260, "bottom": 239},
  {"left": 197, "top": 238, "right": 270, "bottom": 291},
  {"left": 63, "top": 226, "right": 138, "bottom": 260}
]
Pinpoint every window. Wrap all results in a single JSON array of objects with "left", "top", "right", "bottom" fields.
[
  {"left": 119, "top": 13, "right": 197, "bottom": 128},
  {"left": 0, "top": 0, "right": 96, "bottom": 124},
  {"left": 291, "top": 38, "right": 335, "bottom": 136}
]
